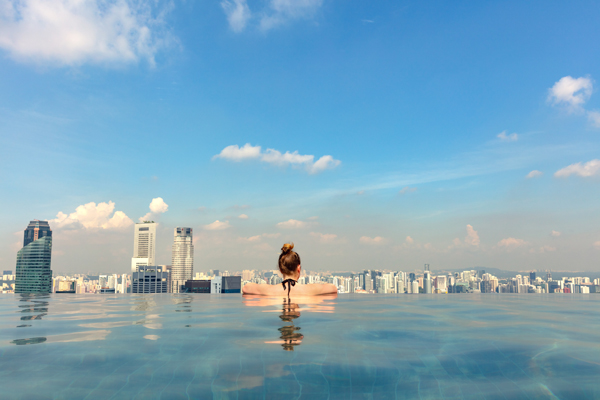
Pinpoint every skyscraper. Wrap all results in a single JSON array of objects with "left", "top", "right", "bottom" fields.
[
  {"left": 131, "top": 222, "right": 157, "bottom": 272},
  {"left": 15, "top": 220, "right": 53, "bottom": 293},
  {"left": 424, "top": 264, "right": 432, "bottom": 294},
  {"left": 171, "top": 227, "right": 193, "bottom": 293}
]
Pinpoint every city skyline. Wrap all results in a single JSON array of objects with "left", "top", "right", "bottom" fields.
[{"left": 2, "top": 1, "right": 600, "bottom": 273}]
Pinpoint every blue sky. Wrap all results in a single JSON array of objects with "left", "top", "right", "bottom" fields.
[{"left": 1, "top": 0, "right": 600, "bottom": 274}]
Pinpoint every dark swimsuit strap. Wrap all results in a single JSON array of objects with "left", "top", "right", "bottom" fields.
[{"left": 281, "top": 279, "right": 297, "bottom": 298}]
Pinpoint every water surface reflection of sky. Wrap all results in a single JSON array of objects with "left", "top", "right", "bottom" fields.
[{"left": 1, "top": 294, "right": 600, "bottom": 399}]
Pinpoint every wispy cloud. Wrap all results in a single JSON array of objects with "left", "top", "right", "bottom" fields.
[
  {"left": 310, "top": 232, "right": 337, "bottom": 243},
  {"left": 221, "top": 0, "right": 323, "bottom": 32},
  {"left": 555, "top": 159, "right": 600, "bottom": 178},
  {"left": 213, "top": 143, "right": 341, "bottom": 174},
  {"left": 497, "top": 131, "right": 518, "bottom": 142},
  {"left": 526, "top": 170, "right": 543, "bottom": 179},
  {"left": 0, "top": 0, "right": 172, "bottom": 66},
  {"left": 497, "top": 237, "right": 527, "bottom": 250},
  {"left": 448, "top": 225, "right": 480, "bottom": 249},
  {"left": 551, "top": 230, "right": 561, "bottom": 237},
  {"left": 548, "top": 76, "right": 600, "bottom": 128},
  {"left": 465, "top": 225, "right": 480, "bottom": 246},
  {"left": 260, "top": 0, "right": 323, "bottom": 31},
  {"left": 238, "top": 214, "right": 249, "bottom": 219},
  {"left": 204, "top": 220, "right": 231, "bottom": 230},
  {"left": 221, "top": 0, "right": 251, "bottom": 32},
  {"left": 548, "top": 76, "right": 593, "bottom": 112},
  {"left": 588, "top": 111, "right": 600, "bottom": 128},
  {"left": 359, "top": 236, "right": 386, "bottom": 245},
  {"left": 399, "top": 186, "right": 417, "bottom": 195},
  {"left": 276, "top": 219, "right": 314, "bottom": 229}
]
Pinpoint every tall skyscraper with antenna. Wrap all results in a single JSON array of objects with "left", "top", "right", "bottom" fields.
[
  {"left": 171, "top": 227, "right": 194, "bottom": 293},
  {"left": 15, "top": 220, "right": 53, "bottom": 293},
  {"left": 424, "top": 264, "right": 432, "bottom": 294}
]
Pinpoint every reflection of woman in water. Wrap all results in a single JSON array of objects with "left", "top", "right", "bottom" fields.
[
  {"left": 278, "top": 299, "right": 303, "bottom": 351},
  {"left": 242, "top": 243, "right": 337, "bottom": 296}
]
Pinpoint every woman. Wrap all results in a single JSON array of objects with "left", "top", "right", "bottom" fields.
[{"left": 242, "top": 243, "right": 338, "bottom": 296}]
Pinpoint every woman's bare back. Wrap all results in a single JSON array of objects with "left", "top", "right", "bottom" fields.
[{"left": 242, "top": 282, "right": 337, "bottom": 296}]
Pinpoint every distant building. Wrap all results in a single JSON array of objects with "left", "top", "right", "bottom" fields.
[
  {"left": 530, "top": 271, "right": 536, "bottom": 282},
  {"left": 423, "top": 264, "right": 432, "bottom": 294},
  {"left": 56, "top": 280, "right": 76, "bottom": 293},
  {"left": 171, "top": 228, "right": 194, "bottom": 293},
  {"left": 131, "top": 222, "right": 157, "bottom": 272},
  {"left": 132, "top": 266, "right": 168, "bottom": 293},
  {"left": 222, "top": 276, "right": 242, "bottom": 293},
  {"left": 184, "top": 280, "right": 211, "bottom": 293},
  {"left": 3, "top": 270, "right": 12, "bottom": 275},
  {"left": 15, "top": 220, "right": 53, "bottom": 293},
  {"left": 210, "top": 276, "right": 241, "bottom": 293}
]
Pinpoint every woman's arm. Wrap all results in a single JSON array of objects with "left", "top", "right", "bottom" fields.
[
  {"left": 242, "top": 283, "right": 279, "bottom": 295},
  {"left": 307, "top": 283, "right": 338, "bottom": 295},
  {"left": 242, "top": 283, "right": 263, "bottom": 295}
]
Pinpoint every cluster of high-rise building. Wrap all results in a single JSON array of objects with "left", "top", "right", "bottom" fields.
[
  {"left": 7, "top": 219, "right": 240, "bottom": 294},
  {"left": 6, "top": 219, "right": 600, "bottom": 295},
  {"left": 241, "top": 267, "right": 600, "bottom": 295}
]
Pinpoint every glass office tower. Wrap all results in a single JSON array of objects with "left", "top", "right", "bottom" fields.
[
  {"left": 15, "top": 220, "right": 53, "bottom": 293},
  {"left": 171, "top": 227, "right": 194, "bottom": 293}
]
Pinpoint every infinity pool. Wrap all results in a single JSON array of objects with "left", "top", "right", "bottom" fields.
[{"left": 1, "top": 293, "right": 599, "bottom": 399}]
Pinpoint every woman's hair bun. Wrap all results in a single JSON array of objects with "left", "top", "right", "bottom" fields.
[{"left": 281, "top": 243, "right": 294, "bottom": 254}]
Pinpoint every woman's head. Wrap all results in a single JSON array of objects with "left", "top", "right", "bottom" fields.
[{"left": 279, "top": 243, "right": 301, "bottom": 277}]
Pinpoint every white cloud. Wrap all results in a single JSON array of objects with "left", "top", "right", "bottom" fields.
[
  {"left": 399, "top": 186, "right": 417, "bottom": 195},
  {"left": 497, "top": 237, "right": 527, "bottom": 249},
  {"left": 238, "top": 214, "right": 249, "bottom": 219},
  {"left": 307, "top": 216, "right": 319, "bottom": 220},
  {"left": 551, "top": 230, "right": 561, "bottom": 237},
  {"left": 465, "top": 224, "right": 480, "bottom": 246},
  {"left": 308, "top": 155, "right": 341, "bottom": 174},
  {"left": 405, "top": 236, "right": 414, "bottom": 244},
  {"left": 540, "top": 245, "right": 556, "bottom": 253},
  {"left": 359, "top": 236, "right": 385, "bottom": 244},
  {"left": 262, "top": 233, "right": 281, "bottom": 239},
  {"left": 555, "top": 159, "right": 600, "bottom": 178},
  {"left": 213, "top": 143, "right": 262, "bottom": 161},
  {"left": 310, "top": 232, "right": 337, "bottom": 243},
  {"left": 588, "top": 110, "right": 600, "bottom": 128},
  {"left": 139, "top": 197, "right": 168, "bottom": 222},
  {"left": 276, "top": 219, "right": 307, "bottom": 229},
  {"left": 204, "top": 220, "right": 231, "bottom": 230},
  {"left": 149, "top": 197, "right": 168, "bottom": 213},
  {"left": 260, "top": 0, "right": 323, "bottom": 31},
  {"left": 357, "top": 190, "right": 365, "bottom": 195},
  {"left": 594, "top": 241, "right": 600, "bottom": 249},
  {"left": 0, "top": 0, "right": 171, "bottom": 66},
  {"left": 214, "top": 143, "right": 340, "bottom": 174},
  {"left": 50, "top": 201, "right": 133, "bottom": 230},
  {"left": 526, "top": 170, "right": 543, "bottom": 179},
  {"left": 497, "top": 131, "right": 518, "bottom": 142},
  {"left": 221, "top": 0, "right": 251, "bottom": 32},
  {"left": 530, "top": 245, "right": 556, "bottom": 254},
  {"left": 239, "top": 234, "right": 261, "bottom": 242},
  {"left": 548, "top": 76, "right": 593, "bottom": 111},
  {"left": 239, "top": 232, "right": 280, "bottom": 242}
]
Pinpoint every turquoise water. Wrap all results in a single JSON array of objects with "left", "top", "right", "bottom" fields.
[{"left": 1, "top": 293, "right": 600, "bottom": 399}]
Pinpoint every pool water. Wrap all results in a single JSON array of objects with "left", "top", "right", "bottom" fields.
[{"left": 1, "top": 293, "right": 600, "bottom": 399}]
